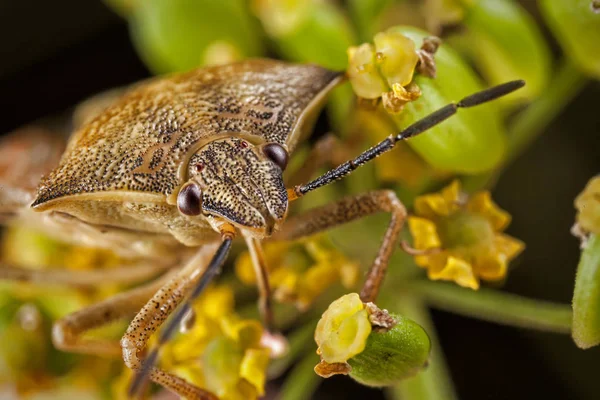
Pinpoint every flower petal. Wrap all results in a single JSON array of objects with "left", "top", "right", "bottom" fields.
[
  {"left": 467, "top": 191, "right": 511, "bottom": 231},
  {"left": 475, "top": 253, "right": 507, "bottom": 281},
  {"left": 414, "top": 180, "right": 461, "bottom": 218},
  {"left": 239, "top": 348, "right": 270, "bottom": 396},
  {"left": 319, "top": 309, "right": 372, "bottom": 363},
  {"left": 429, "top": 256, "right": 479, "bottom": 290},
  {"left": 408, "top": 217, "right": 442, "bottom": 250},
  {"left": 494, "top": 233, "right": 525, "bottom": 261}
]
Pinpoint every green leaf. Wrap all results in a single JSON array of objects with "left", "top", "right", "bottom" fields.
[
  {"left": 540, "top": 0, "right": 600, "bottom": 79},
  {"left": 389, "top": 26, "right": 506, "bottom": 174},
  {"left": 408, "top": 280, "right": 572, "bottom": 333},
  {"left": 572, "top": 234, "right": 600, "bottom": 349},
  {"left": 457, "top": 0, "right": 551, "bottom": 104},
  {"left": 130, "top": 0, "right": 263, "bottom": 74}
]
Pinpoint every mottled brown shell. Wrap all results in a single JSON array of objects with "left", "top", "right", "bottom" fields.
[{"left": 32, "top": 59, "right": 342, "bottom": 208}]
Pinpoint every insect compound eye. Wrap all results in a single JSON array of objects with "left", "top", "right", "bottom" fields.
[
  {"left": 262, "top": 143, "right": 289, "bottom": 171},
  {"left": 177, "top": 183, "right": 203, "bottom": 216}
]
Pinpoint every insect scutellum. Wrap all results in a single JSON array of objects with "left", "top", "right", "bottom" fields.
[{"left": 130, "top": 77, "right": 526, "bottom": 395}]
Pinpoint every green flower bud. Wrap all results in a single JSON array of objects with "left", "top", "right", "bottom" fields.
[
  {"left": 130, "top": 0, "right": 263, "bottom": 73},
  {"left": 348, "top": 313, "right": 430, "bottom": 386},
  {"left": 389, "top": 26, "right": 507, "bottom": 174},
  {"left": 540, "top": 0, "right": 600, "bottom": 79},
  {"left": 572, "top": 177, "right": 600, "bottom": 349},
  {"left": 457, "top": 0, "right": 551, "bottom": 104},
  {"left": 314, "top": 294, "right": 430, "bottom": 387}
]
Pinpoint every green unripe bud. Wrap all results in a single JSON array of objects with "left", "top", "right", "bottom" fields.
[
  {"left": 314, "top": 294, "right": 430, "bottom": 387},
  {"left": 390, "top": 26, "right": 507, "bottom": 174},
  {"left": 130, "top": 0, "right": 263, "bottom": 74},
  {"left": 348, "top": 313, "right": 431, "bottom": 387},
  {"left": 572, "top": 233, "right": 600, "bottom": 349}
]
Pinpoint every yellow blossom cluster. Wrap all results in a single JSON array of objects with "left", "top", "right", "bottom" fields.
[
  {"left": 235, "top": 235, "right": 360, "bottom": 311},
  {"left": 158, "top": 285, "right": 270, "bottom": 400},
  {"left": 408, "top": 181, "right": 525, "bottom": 289},
  {"left": 347, "top": 29, "right": 421, "bottom": 113}
]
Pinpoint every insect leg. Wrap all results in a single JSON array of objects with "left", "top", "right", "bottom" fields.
[
  {"left": 273, "top": 190, "right": 407, "bottom": 303},
  {"left": 52, "top": 272, "right": 171, "bottom": 356},
  {"left": 122, "top": 241, "right": 226, "bottom": 400},
  {"left": 0, "top": 261, "right": 171, "bottom": 287},
  {"left": 244, "top": 235, "right": 275, "bottom": 329},
  {"left": 289, "top": 80, "right": 525, "bottom": 198}
]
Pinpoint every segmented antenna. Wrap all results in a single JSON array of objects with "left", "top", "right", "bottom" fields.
[
  {"left": 295, "top": 80, "right": 526, "bottom": 196},
  {"left": 128, "top": 236, "right": 233, "bottom": 397}
]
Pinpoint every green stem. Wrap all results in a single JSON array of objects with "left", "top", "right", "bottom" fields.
[
  {"left": 407, "top": 280, "right": 572, "bottom": 333},
  {"left": 389, "top": 295, "right": 458, "bottom": 400},
  {"left": 268, "top": 320, "right": 317, "bottom": 378},
  {"left": 505, "top": 58, "right": 587, "bottom": 164},
  {"left": 279, "top": 351, "right": 322, "bottom": 400},
  {"left": 572, "top": 233, "right": 600, "bottom": 349}
]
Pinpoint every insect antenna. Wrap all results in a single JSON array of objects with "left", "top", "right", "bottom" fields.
[
  {"left": 291, "top": 80, "right": 525, "bottom": 197},
  {"left": 128, "top": 236, "right": 234, "bottom": 398}
]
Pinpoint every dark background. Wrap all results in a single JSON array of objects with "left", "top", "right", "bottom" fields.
[{"left": 0, "top": 1, "right": 598, "bottom": 399}]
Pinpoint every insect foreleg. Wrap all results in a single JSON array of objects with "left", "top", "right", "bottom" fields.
[
  {"left": 123, "top": 241, "right": 229, "bottom": 400},
  {"left": 52, "top": 273, "right": 171, "bottom": 356},
  {"left": 244, "top": 235, "right": 275, "bottom": 330},
  {"left": 273, "top": 190, "right": 407, "bottom": 303}
]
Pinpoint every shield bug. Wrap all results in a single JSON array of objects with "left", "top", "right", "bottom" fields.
[{"left": 0, "top": 59, "right": 524, "bottom": 399}]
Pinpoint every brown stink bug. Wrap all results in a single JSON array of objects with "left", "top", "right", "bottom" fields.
[{"left": 0, "top": 59, "right": 524, "bottom": 399}]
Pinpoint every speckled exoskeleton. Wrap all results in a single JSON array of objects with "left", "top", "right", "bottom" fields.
[{"left": 0, "top": 59, "right": 524, "bottom": 399}]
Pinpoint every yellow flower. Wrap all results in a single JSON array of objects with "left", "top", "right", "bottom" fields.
[
  {"left": 235, "top": 235, "right": 360, "bottom": 311},
  {"left": 407, "top": 180, "right": 525, "bottom": 290},
  {"left": 574, "top": 175, "right": 600, "bottom": 236},
  {"left": 314, "top": 293, "right": 372, "bottom": 364},
  {"left": 160, "top": 285, "right": 271, "bottom": 400},
  {"left": 347, "top": 29, "right": 421, "bottom": 113}
]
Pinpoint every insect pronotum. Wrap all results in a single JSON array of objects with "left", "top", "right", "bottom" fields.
[{"left": 0, "top": 59, "right": 524, "bottom": 399}]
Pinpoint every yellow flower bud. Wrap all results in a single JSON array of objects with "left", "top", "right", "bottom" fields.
[{"left": 314, "top": 293, "right": 372, "bottom": 363}]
